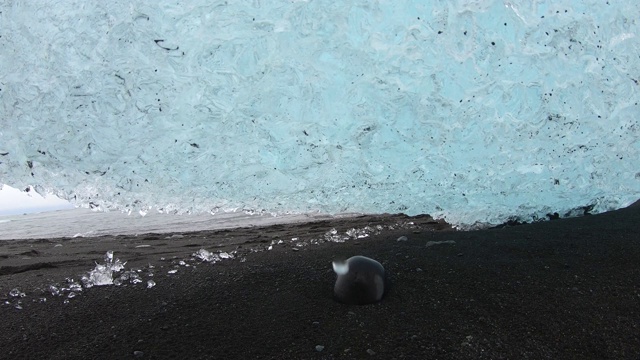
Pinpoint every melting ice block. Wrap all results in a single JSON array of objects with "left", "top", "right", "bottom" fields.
[
  {"left": 1, "top": 1, "right": 639, "bottom": 227},
  {"left": 82, "top": 251, "right": 126, "bottom": 287}
]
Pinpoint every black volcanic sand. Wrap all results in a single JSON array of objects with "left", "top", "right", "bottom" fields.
[{"left": 1, "top": 209, "right": 639, "bottom": 360}]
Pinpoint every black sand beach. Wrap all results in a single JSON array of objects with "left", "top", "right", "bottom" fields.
[{"left": 1, "top": 207, "right": 639, "bottom": 359}]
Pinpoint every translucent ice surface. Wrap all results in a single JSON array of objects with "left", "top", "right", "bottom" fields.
[
  {"left": 82, "top": 251, "right": 126, "bottom": 287},
  {"left": 193, "top": 249, "right": 235, "bottom": 263},
  {"left": 1, "top": 1, "right": 639, "bottom": 227}
]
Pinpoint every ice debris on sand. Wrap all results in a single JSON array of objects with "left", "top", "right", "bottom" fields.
[
  {"left": 9, "top": 288, "right": 26, "bottom": 298},
  {"left": 193, "top": 249, "right": 235, "bottom": 263},
  {"left": 3, "top": 288, "right": 27, "bottom": 310},
  {"left": 32, "top": 278, "right": 85, "bottom": 306},
  {"left": 251, "top": 221, "right": 424, "bottom": 254},
  {"left": 82, "top": 251, "right": 126, "bottom": 287},
  {"left": 2, "top": 282, "right": 80, "bottom": 309},
  {"left": 80, "top": 251, "right": 145, "bottom": 288},
  {"left": 323, "top": 221, "right": 419, "bottom": 243}
]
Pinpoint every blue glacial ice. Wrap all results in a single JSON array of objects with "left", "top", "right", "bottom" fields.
[{"left": 1, "top": 1, "right": 639, "bottom": 227}]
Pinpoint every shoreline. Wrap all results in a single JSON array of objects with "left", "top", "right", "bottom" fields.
[
  {"left": 0, "top": 208, "right": 384, "bottom": 241},
  {"left": 1, "top": 208, "right": 639, "bottom": 359}
]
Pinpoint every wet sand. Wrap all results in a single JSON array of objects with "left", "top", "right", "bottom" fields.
[{"left": 1, "top": 209, "right": 639, "bottom": 359}]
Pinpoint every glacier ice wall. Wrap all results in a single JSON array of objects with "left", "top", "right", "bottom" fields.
[{"left": 1, "top": 1, "right": 639, "bottom": 227}]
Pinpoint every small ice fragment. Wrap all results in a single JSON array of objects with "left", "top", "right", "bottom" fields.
[
  {"left": 120, "top": 271, "right": 141, "bottom": 284},
  {"left": 147, "top": 280, "right": 156, "bottom": 289},
  {"left": 81, "top": 278, "right": 94, "bottom": 288},
  {"left": 345, "top": 228, "right": 370, "bottom": 239},
  {"left": 168, "top": 269, "right": 177, "bottom": 274},
  {"left": 9, "top": 288, "right": 25, "bottom": 298},
  {"left": 179, "top": 260, "right": 186, "bottom": 266},
  {"left": 135, "top": 244, "right": 151, "bottom": 248},
  {"left": 291, "top": 237, "right": 299, "bottom": 241},
  {"left": 397, "top": 236, "right": 408, "bottom": 241},
  {"left": 54, "top": 244, "right": 63, "bottom": 247},
  {"left": 268, "top": 245, "right": 273, "bottom": 250},
  {"left": 85, "top": 264, "right": 114, "bottom": 286},
  {"left": 324, "top": 228, "right": 347, "bottom": 242},
  {"left": 367, "top": 348, "right": 376, "bottom": 355},
  {"left": 193, "top": 249, "right": 220, "bottom": 262},
  {"left": 82, "top": 251, "right": 127, "bottom": 287},
  {"left": 219, "top": 252, "right": 232, "bottom": 259},
  {"left": 315, "top": 345, "right": 324, "bottom": 352},
  {"left": 67, "top": 292, "right": 77, "bottom": 299}
]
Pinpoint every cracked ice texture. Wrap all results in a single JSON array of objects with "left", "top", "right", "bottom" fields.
[{"left": 1, "top": 1, "right": 639, "bottom": 227}]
